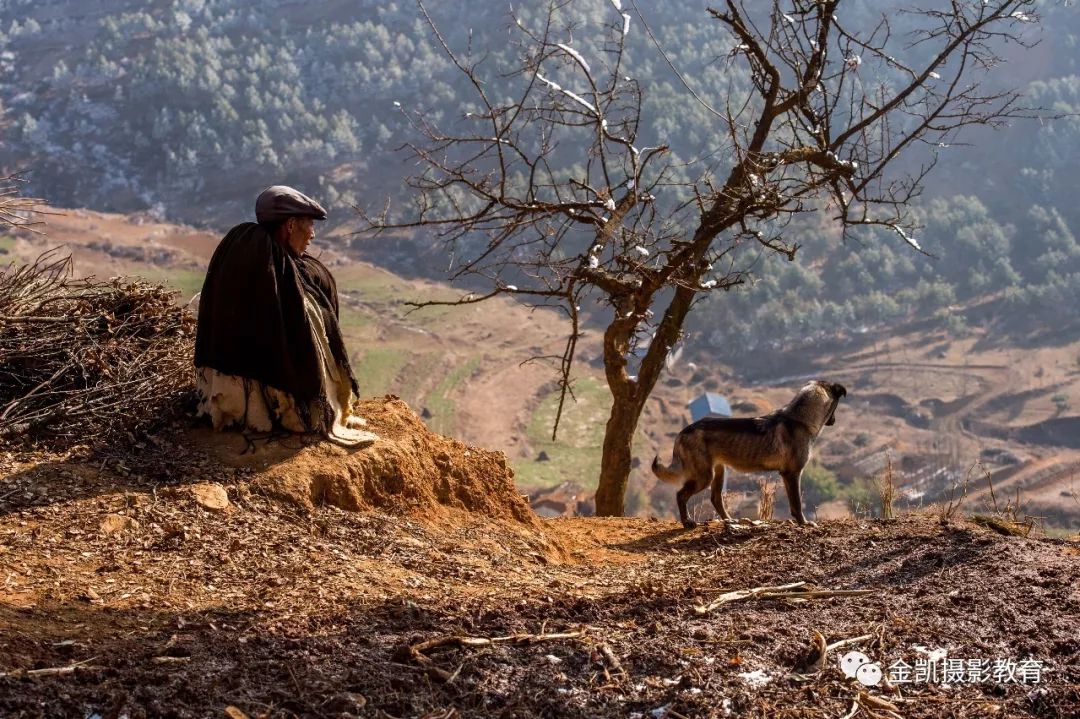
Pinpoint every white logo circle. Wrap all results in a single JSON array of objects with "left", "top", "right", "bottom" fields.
[
  {"left": 856, "top": 663, "right": 884, "bottom": 687},
  {"left": 840, "top": 651, "right": 871, "bottom": 679}
]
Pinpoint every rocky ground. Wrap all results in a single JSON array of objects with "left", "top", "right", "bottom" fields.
[{"left": 1, "top": 403, "right": 1078, "bottom": 718}]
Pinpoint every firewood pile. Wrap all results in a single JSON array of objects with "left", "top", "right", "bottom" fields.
[{"left": 0, "top": 251, "right": 195, "bottom": 446}]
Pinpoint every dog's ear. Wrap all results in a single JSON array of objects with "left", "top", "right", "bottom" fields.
[{"left": 832, "top": 383, "right": 847, "bottom": 399}]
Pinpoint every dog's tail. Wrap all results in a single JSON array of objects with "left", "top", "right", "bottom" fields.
[{"left": 651, "top": 452, "right": 684, "bottom": 484}]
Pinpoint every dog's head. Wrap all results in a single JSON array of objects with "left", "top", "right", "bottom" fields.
[{"left": 824, "top": 382, "right": 847, "bottom": 426}]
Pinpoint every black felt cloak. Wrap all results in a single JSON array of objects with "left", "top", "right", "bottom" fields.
[{"left": 194, "top": 222, "right": 358, "bottom": 428}]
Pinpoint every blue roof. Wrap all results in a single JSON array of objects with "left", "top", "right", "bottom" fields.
[{"left": 688, "top": 392, "right": 732, "bottom": 422}]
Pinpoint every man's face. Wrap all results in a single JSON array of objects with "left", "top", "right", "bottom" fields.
[{"left": 285, "top": 216, "right": 315, "bottom": 256}]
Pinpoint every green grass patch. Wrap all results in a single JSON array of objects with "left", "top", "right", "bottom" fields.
[
  {"left": 0, "top": 234, "right": 14, "bottom": 255},
  {"left": 333, "top": 264, "right": 466, "bottom": 326},
  {"left": 424, "top": 356, "right": 481, "bottom": 436},
  {"left": 145, "top": 268, "right": 205, "bottom": 300},
  {"left": 337, "top": 305, "right": 374, "bottom": 334},
  {"left": 514, "top": 376, "right": 611, "bottom": 490},
  {"left": 334, "top": 265, "right": 419, "bottom": 303},
  {"left": 397, "top": 353, "right": 442, "bottom": 406},
  {"left": 353, "top": 347, "right": 410, "bottom": 397}
]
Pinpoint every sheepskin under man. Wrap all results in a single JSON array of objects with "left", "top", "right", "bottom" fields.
[{"left": 194, "top": 185, "right": 376, "bottom": 447}]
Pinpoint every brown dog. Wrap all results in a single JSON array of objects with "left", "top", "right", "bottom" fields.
[{"left": 652, "top": 380, "right": 846, "bottom": 527}]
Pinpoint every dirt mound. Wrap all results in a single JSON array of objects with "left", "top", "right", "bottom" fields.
[{"left": 197, "top": 396, "right": 541, "bottom": 529}]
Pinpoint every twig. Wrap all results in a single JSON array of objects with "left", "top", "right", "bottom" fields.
[
  {"left": 0, "top": 657, "right": 103, "bottom": 678},
  {"left": 826, "top": 634, "right": 874, "bottom": 652},
  {"left": 412, "top": 630, "right": 585, "bottom": 653},
  {"left": 693, "top": 582, "right": 805, "bottom": 613},
  {"left": 694, "top": 583, "right": 876, "bottom": 614},
  {"left": 856, "top": 691, "right": 904, "bottom": 719},
  {"left": 599, "top": 644, "right": 626, "bottom": 677},
  {"left": 150, "top": 656, "right": 191, "bottom": 665},
  {"left": 780, "top": 589, "right": 877, "bottom": 600},
  {"left": 0, "top": 315, "right": 87, "bottom": 323},
  {"left": 405, "top": 630, "right": 587, "bottom": 682}
]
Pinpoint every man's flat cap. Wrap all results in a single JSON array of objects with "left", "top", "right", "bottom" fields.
[{"left": 255, "top": 185, "right": 328, "bottom": 223}]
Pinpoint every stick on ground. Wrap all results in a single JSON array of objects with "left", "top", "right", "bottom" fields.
[
  {"left": 694, "top": 582, "right": 876, "bottom": 614},
  {"left": 403, "top": 630, "right": 587, "bottom": 682}
]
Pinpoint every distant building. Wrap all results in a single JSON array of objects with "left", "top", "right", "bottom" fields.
[{"left": 688, "top": 392, "right": 732, "bottom": 423}]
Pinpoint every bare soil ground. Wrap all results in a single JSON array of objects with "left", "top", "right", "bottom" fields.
[
  {"left": 0, "top": 380, "right": 1078, "bottom": 719},
  {"left": 1, "top": 424, "right": 1078, "bottom": 718}
]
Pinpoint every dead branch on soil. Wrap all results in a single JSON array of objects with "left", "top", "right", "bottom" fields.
[
  {"left": 827, "top": 634, "right": 875, "bottom": 652},
  {"left": 855, "top": 691, "right": 904, "bottom": 719},
  {"left": 971, "top": 513, "right": 1030, "bottom": 537},
  {"left": 0, "top": 657, "right": 104, "bottom": 678},
  {"left": 0, "top": 251, "right": 195, "bottom": 447},
  {"left": 150, "top": 656, "right": 192, "bottom": 665},
  {"left": 403, "top": 630, "right": 587, "bottom": 682},
  {"left": 694, "top": 582, "right": 876, "bottom": 614},
  {"left": 597, "top": 643, "right": 627, "bottom": 680}
]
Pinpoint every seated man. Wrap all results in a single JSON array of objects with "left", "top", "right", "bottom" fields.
[{"left": 194, "top": 185, "right": 376, "bottom": 447}]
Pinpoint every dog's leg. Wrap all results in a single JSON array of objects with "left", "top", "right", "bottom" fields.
[
  {"left": 676, "top": 481, "right": 698, "bottom": 529},
  {"left": 781, "top": 469, "right": 817, "bottom": 527},
  {"left": 709, "top": 465, "right": 732, "bottom": 521}
]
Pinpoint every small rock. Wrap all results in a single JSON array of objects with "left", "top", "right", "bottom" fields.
[
  {"left": 100, "top": 513, "right": 139, "bottom": 535},
  {"left": 189, "top": 483, "right": 230, "bottom": 512}
]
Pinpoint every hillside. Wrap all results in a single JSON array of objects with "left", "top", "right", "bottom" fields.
[
  {"left": 3, "top": 209, "right": 1080, "bottom": 532},
  {"left": 2, "top": 0, "right": 1079, "bottom": 349}
]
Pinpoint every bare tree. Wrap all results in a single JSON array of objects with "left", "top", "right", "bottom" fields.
[{"left": 361, "top": 0, "right": 1042, "bottom": 516}]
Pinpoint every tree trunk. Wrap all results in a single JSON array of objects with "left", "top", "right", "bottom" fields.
[
  {"left": 594, "top": 312, "right": 643, "bottom": 517},
  {"left": 593, "top": 286, "right": 698, "bottom": 517},
  {"left": 594, "top": 395, "right": 643, "bottom": 516}
]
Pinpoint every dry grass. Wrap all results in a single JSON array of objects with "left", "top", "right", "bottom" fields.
[
  {"left": 938, "top": 461, "right": 975, "bottom": 524},
  {"left": 875, "top": 454, "right": 897, "bottom": 521},
  {"left": 757, "top": 477, "right": 776, "bottom": 521},
  {"left": 938, "top": 461, "right": 1044, "bottom": 537}
]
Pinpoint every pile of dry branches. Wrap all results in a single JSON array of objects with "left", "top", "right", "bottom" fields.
[{"left": 0, "top": 252, "right": 195, "bottom": 447}]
